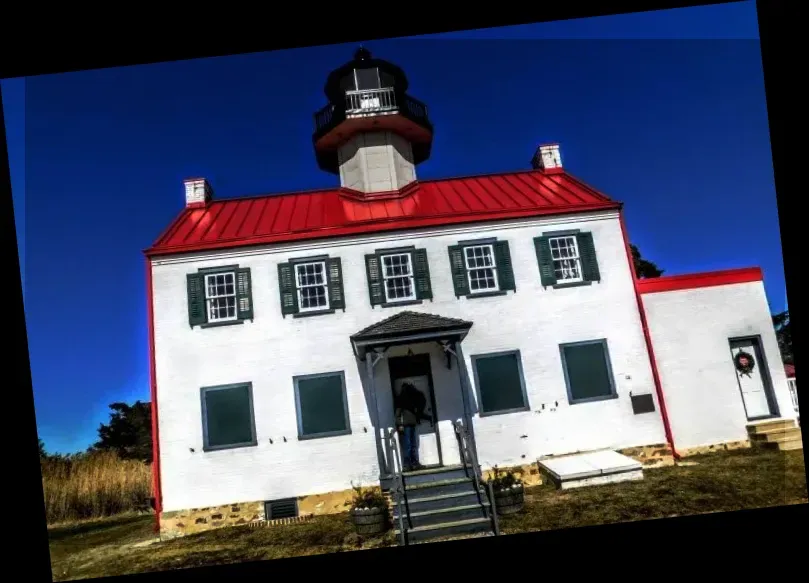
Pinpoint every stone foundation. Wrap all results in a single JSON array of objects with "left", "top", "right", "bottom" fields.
[
  {"left": 617, "top": 443, "right": 676, "bottom": 468},
  {"left": 482, "top": 462, "right": 544, "bottom": 487},
  {"left": 677, "top": 439, "right": 751, "bottom": 458},
  {"left": 160, "top": 486, "right": 358, "bottom": 539}
]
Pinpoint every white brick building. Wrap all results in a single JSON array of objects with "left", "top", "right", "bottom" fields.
[{"left": 145, "top": 48, "right": 796, "bottom": 539}]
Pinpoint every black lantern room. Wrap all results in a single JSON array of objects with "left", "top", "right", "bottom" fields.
[{"left": 312, "top": 48, "right": 434, "bottom": 175}]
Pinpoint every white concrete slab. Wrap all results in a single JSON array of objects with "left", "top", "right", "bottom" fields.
[
  {"left": 539, "top": 450, "right": 645, "bottom": 486},
  {"left": 583, "top": 450, "right": 642, "bottom": 474}
]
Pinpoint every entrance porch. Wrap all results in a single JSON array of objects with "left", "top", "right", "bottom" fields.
[{"left": 350, "top": 311, "right": 480, "bottom": 486}]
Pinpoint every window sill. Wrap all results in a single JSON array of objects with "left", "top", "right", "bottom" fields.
[
  {"left": 201, "top": 319, "right": 245, "bottom": 329},
  {"left": 552, "top": 280, "right": 592, "bottom": 290},
  {"left": 478, "top": 405, "right": 530, "bottom": 418},
  {"left": 380, "top": 299, "right": 423, "bottom": 309},
  {"left": 293, "top": 308, "right": 336, "bottom": 319},
  {"left": 569, "top": 393, "right": 619, "bottom": 405},
  {"left": 464, "top": 290, "right": 508, "bottom": 299},
  {"left": 202, "top": 440, "right": 258, "bottom": 452},
  {"left": 297, "top": 429, "right": 352, "bottom": 441}
]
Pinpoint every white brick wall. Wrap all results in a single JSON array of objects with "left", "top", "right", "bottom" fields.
[
  {"left": 151, "top": 210, "right": 666, "bottom": 512},
  {"left": 641, "top": 281, "right": 795, "bottom": 450}
]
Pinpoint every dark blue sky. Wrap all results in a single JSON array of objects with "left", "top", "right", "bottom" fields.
[{"left": 5, "top": 2, "right": 781, "bottom": 455}]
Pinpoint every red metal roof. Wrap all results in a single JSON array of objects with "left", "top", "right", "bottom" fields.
[
  {"left": 637, "top": 267, "right": 764, "bottom": 295},
  {"left": 146, "top": 169, "right": 621, "bottom": 257},
  {"left": 785, "top": 363, "right": 795, "bottom": 378}
]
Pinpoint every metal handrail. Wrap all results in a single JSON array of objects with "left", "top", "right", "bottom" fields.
[
  {"left": 387, "top": 427, "right": 412, "bottom": 544},
  {"left": 454, "top": 418, "right": 498, "bottom": 535}
]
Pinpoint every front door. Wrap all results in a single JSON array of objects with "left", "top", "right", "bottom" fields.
[
  {"left": 730, "top": 337, "right": 778, "bottom": 420},
  {"left": 389, "top": 355, "right": 442, "bottom": 467}
]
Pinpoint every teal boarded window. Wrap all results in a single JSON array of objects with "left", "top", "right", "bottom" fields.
[
  {"left": 471, "top": 350, "right": 530, "bottom": 416},
  {"left": 201, "top": 383, "right": 257, "bottom": 451},
  {"left": 294, "top": 372, "right": 351, "bottom": 439},
  {"left": 560, "top": 340, "right": 617, "bottom": 403}
]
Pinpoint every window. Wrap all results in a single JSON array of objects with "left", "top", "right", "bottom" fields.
[
  {"left": 382, "top": 253, "right": 416, "bottom": 302},
  {"left": 200, "top": 383, "right": 257, "bottom": 451},
  {"left": 294, "top": 372, "right": 352, "bottom": 440},
  {"left": 464, "top": 245, "right": 499, "bottom": 293},
  {"left": 265, "top": 498, "right": 299, "bottom": 520},
  {"left": 365, "top": 247, "right": 432, "bottom": 307},
  {"left": 535, "top": 230, "right": 601, "bottom": 288},
  {"left": 471, "top": 350, "right": 530, "bottom": 416},
  {"left": 187, "top": 266, "right": 253, "bottom": 328},
  {"left": 205, "top": 272, "right": 237, "bottom": 322},
  {"left": 549, "top": 236, "right": 582, "bottom": 283},
  {"left": 278, "top": 256, "right": 345, "bottom": 317},
  {"left": 295, "top": 261, "right": 329, "bottom": 312},
  {"left": 560, "top": 340, "right": 617, "bottom": 404},
  {"left": 448, "top": 239, "right": 515, "bottom": 298}
]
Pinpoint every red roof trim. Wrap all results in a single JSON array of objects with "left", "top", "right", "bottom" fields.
[{"left": 637, "top": 267, "right": 763, "bottom": 294}]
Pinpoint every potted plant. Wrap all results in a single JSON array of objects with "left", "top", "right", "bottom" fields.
[
  {"left": 348, "top": 484, "right": 390, "bottom": 536},
  {"left": 488, "top": 466, "right": 525, "bottom": 515}
]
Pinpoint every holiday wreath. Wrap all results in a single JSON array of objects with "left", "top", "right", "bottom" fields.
[{"left": 734, "top": 350, "right": 756, "bottom": 377}]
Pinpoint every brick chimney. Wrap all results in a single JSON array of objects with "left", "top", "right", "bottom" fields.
[
  {"left": 184, "top": 178, "right": 213, "bottom": 208},
  {"left": 531, "top": 143, "right": 563, "bottom": 172}
]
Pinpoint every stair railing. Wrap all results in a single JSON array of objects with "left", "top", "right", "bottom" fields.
[
  {"left": 454, "top": 418, "right": 499, "bottom": 536},
  {"left": 386, "top": 427, "right": 412, "bottom": 544}
]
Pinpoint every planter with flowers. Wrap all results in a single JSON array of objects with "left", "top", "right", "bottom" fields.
[
  {"left": 347, "top": 484, "right": 390, "bottom": 536},
  {"left": 488, "top": 466, "right": 525, "bottom": 515}
]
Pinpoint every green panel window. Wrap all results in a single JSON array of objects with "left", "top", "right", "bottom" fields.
[
  {"left": 471, "top": 350, "right": 530, "bottom": 416},
  {"left": 201, "top": 383, "right": 257, "bottom": 451},
  {"left": 560, "top": 340, "right": 617, "bottom": 404},
  {"left": 187, "top": 265, "right": 253, "bottom": 328},
  {"left": 294, "top": 372, "right": 351, "bottom": 439}
]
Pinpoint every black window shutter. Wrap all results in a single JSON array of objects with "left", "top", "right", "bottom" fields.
[
  {"left": 365, "top": 254, "right": 385, "bottom": 306},
  {"left": 187, "top": 273, "right": 207, "bottom": 327},
  {"left": 326, "top": 257, "right": 346, "bottom": 311},
  {"left": 577, "top": 232, "right": 601, "bottom": 283},
  {"left": 448, "top": 245, "right": 469, "bottom": 297},
  {"left": 534, "top": 236, "right": 557, "bottom": 287},
  {"left": 413, "top": 249, "right": 433, "bottom": 300},
  {"left": 277, "top": 262, "right": 299, "bottom": 316},
  {"left": 236, "top": 268, "right": 253, "bottom": 321},
  {"left": 493, "top": 240, "right": 516, "bottom": 292}
]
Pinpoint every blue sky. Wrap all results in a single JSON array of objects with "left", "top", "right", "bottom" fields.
[{"left": 4, "top": 1, "right": 781, "bottom": 455}]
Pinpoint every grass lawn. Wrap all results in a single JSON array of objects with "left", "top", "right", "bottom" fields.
[{"left": 48, "top": 448, "right": 807, "bottom": 581}]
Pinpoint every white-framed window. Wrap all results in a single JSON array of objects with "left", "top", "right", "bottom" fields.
[
  {"left": 549, "top": 236, "right": 583, "bottom": 283},
  {"left": 381, "top": 253, "right": 416, "bottom": 303},
  {"left": 295, "top": 261, "right": 330, "bottom": 312},
  {"left": 464, "top": 244, "right": 499, "bottom": 293},
  {"left": 204, "top": 272, "right": 238, "bottom": 322}
]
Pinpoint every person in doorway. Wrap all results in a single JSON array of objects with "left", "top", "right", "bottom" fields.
[{"left": 395, "top": 381, "right": 428, "bottom": 471}]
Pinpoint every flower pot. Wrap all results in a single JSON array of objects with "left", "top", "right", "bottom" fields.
[
  {"left": 493, "top": 485, "right": 525, "bottom": 515},
  {"left": 350, "top": 506, "right": 389, "bottom": 536}
]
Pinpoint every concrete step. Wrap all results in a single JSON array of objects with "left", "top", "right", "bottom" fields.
[
  {"left": 759, "top": 438, "right": 804, "bottom": 451},
  {"left": 747, "top": 419, "right": 797, "bottom": 435},
  {"left": 401, "top": 465, "right": 473, "bottom": 486},
  {"left": 395, "top": 517, "right": 492, "bottom": 544},
  {"left": 393, "top": 490, "right": 486, "bottom": 513},
  {"left": 404, "top": 477, "right": 481, "bottom": 498},
  {"left": 750, "top": 427, "right": 802, "bottom": 443},
  {"left": 394, "top": 503, "right": 490, "bottom": 529}
]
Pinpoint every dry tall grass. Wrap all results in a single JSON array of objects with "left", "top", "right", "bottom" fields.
[{"left": 41, "top": 450, "right": 152, "bottom": 524}]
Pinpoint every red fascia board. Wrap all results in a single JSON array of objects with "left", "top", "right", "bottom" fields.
[
  {"left": 637, "top": 267, "right": 763, "bottom": 295},
  {"left": 144, "top": 201, "right": 622, "bottom": 257}
]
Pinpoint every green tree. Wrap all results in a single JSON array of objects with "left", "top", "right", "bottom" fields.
[
  {"left": 772, "top": 310, "right": 792, "bottom": 365},
  {"left": 630, "top": 244, "right": 664, "bottom": 279},
  {"left": 92, "top": 401, "right": 153, "bottom": 463},
  {"left": 38, "top": 437, "right": 47, "bottom": 460}
]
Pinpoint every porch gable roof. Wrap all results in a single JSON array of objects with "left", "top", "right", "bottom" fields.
[{"left": 350, "top": 311, "right": 473, "bottom": 357}]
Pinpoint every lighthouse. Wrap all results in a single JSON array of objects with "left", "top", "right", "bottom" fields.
[{"left": 312, "top": 47, "right": 434, "bottom": 195}]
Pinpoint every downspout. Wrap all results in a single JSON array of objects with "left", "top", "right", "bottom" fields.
[
  {"left": 146, "top": 256, "right": 163, "bottom": 532},
  {"left": 619, "top": 211, "right": 681, "bottom": 460}
]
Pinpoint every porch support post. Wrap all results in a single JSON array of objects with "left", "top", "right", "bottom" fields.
[
  {"left": 452, "top": 341, "right": 482, "bottom": 468},
  {"left": 365, "top": 350, "right": 389, "bottom": 477}
]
